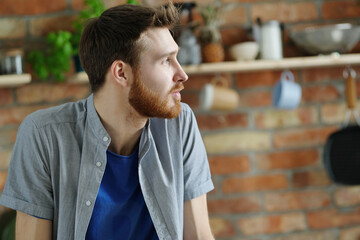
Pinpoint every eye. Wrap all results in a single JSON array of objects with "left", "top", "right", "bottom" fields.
[{"left": 162, "top": 57, "right": 171, "bottom": 65}]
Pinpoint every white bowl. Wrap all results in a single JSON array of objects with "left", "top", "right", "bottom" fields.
[{"left": 229, "top": 41, "right": 259, "bottom": 61}]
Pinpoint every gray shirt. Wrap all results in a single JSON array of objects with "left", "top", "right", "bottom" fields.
[{"left": 0, "top": 94, "right": 214, "bottom": 240}]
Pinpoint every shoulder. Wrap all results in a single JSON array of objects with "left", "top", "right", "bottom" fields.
[{"left": 24, "top": 98, "right": 88, "bottom": 129}]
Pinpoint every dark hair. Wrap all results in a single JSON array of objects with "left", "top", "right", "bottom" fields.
[{"left": 79, "top": 3, "right": 179, "bottom": 92}]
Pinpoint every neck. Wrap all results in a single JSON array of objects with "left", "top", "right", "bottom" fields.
[{"left": 93, "top": 88, "right": 147, "bottom": 156}]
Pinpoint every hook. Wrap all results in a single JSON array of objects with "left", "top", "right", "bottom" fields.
[{"left": 343, "top": 66, "right": 356, "bottom": 79}]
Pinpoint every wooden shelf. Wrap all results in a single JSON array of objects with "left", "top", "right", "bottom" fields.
[
  {"left": 68, "top": 71, "right": 89, "bottom": 84},
  {"left": 182, "top": 53, "right": 360, "bottom": 75},
  {"left": 0, "top": 74, "right": 31, "bottom": 87},
  {"left": 67, "top": 54, "right": 360, "bottom": 83}
]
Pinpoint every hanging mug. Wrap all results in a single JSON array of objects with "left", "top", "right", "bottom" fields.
[
  {"left": 272, "top": 70, "right": 302, "bottom": 109},
  {"left": 199, "top": 76, "right": 239, "bottom": 111}
]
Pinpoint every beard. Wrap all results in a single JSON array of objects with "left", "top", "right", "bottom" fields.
[{"left": 128, "top": 68, "right": 183, "bottom": 119}]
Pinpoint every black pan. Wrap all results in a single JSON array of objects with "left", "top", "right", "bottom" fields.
[{"left": 323, "top": 68, "right": 360, "bottom": 185}]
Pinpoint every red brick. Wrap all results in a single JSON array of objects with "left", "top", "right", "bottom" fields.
[
  {"left": 293, "top": 170, "right": 331, "bottom": 188},
  {"left": 0, "top": 0, "right": 67, "bottom": 15},
  {"left": 322, "top": 0, "right": 360, "bottom": 20},
  {"left": 340, "top": 226, "right": 360, "bottom": 240},
  {"left": 302, "top": 85, "right": 340, "bottom": 103},
  {"left": 0, "top": 18, "right": 27, "bottom": 39},
  {"left": 0, "top": 105, "right": 51, "bottom": 126},
  {"left": 302, "top": 67, "right": 348, "bottom": 83},
  {"left": 236, "top": 70, "right": 283, "bottom": 89},
  {"left": 0, "top": 150, "right": 11, "bottom": 169},
  {"left": 273, "top": 126, "right": 338, "bottom": 149},
  {"left": 196, "top": 113, "right": 248, "bottom": 131},
  {"left": 208, "top": 196, "right": 261, "bottom": 214},
  {"left": 184, "top": 74, "right": 232, "bottom": 91},
  {"left": 307, "top": 208, "right": 360, "bottom": 229},
  {"left": 29, "top": 15, "right": 76, "bottom": 37},
  {"left": 0, "top": 89, "right": 13, "bottom": 106},
  {"left": 270, "top": 230, "right": 335, "bottom": 240},
  {"left": 255, "top": 149, "right": 319, "bottom": 171},
  {"left": 0, "top": 171, "right": 7, "bottom": 191},
  {"left": 209, "top": 218, "right": 236, "bottom": 238},
  {"left": 221, "top": 27, "right": 248, "bottom": 46},
  {"left": 16, "top": 83, "right": 90, "bottom": 104},
  {"left": 321, "top": 103, "right": 346, "bottom": 125},
  {"left": 254, "top": 107, "right": 318, "bottom": 129},
  {"left": 220, "top": 6, "right": 247, "bottom": 25},
  {"left": 251, "top": 2, "right": 317, "bottom": 22},
  {"left": 265, "top": 190, "right": 331, "bottom": 212},
  {"left": 0, "top": 128, "right": 17, "bottom": 146},
  {"left": 238, "top": 213, "right": 306, "bottom": 236},
  {"left": 334, "top": 186, "right": 360, "bottom": 207},
  {"left": 71, "top": 0, "right": 85, "bottom": 10},
  {"left": 209, "top": 155, "right": 250, "bottom": 175},
  {"left": 238, "top": 90, "right": 272, "bottom": 107},
  {"left": 102, "top": 0, "right": 128, "bottom": 9},
  {"left": 222, "top": 174, "right": 289, "bottom": 194}
]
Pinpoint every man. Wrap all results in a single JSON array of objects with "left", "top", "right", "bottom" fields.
[{"left": 0, "top": 3, "right": 214, "bottom": 240}]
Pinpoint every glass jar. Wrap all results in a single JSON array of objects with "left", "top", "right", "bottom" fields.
[{"left": 2, "top": 49, "right": 24, "bottom": 75}]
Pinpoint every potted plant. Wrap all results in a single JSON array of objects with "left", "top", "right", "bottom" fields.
[
  {"left": 28, "top": 31, "right": 73, "bottom": 82},
  {"left": 28, "top": 0, "right": 105, "bottom": 81},
  {"left": 198, "top": 1, "right": 230, "bottom": 63}
]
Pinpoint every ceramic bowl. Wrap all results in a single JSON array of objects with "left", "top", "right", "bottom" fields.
[{"left": 229, "top": 41, "right": 259, "bottom": 61}]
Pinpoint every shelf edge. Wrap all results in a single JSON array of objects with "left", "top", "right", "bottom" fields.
[{"left": 0, "top": 74, "right": 32, "bottom": 87}]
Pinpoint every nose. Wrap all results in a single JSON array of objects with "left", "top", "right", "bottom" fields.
[{"left": 173, "top": 60, "right": 188, "bottom": 83}]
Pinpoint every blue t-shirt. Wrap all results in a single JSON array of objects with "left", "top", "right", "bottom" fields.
[{"left": 85, "top": 146, "right": 158, "bottom": 240}]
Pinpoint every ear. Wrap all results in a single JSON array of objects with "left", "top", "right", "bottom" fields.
[{"left": 110, "top": 60, "right": 132, "bottom": 87}]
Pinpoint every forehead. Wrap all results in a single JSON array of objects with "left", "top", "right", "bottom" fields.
[{"left": 139, "top": 27, "right": 179, "bottom": 57}]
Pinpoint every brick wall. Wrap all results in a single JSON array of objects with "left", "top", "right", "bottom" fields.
[{"left": 1, "top": 0, "right": 360, "bottom": 239}]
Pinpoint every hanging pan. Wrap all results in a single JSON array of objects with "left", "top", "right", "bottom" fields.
[{"left": 323, "top": 67, "right": 360, "bottom": 185}]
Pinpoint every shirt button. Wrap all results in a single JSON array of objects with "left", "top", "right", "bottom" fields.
[
  {"left": 96, "top": 161, "right": 102, "bottom": 167},
  {"left": 103, "top": 136, "right": 109, "bottom": 142},
  {"left": 86, "top": 200, "right": 91, "bottom": 206}
]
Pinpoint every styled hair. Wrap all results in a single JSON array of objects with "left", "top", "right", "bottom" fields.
[{"left": 79, "top": 3, "right": 179, "bottom": 92}]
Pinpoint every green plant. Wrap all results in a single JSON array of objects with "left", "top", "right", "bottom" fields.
[
  {"left": 28, "top": 0, "right": 105, "bottom": 81},
  {"left": 28, "top": 31, "right": 73, "bottom": 82},
  {"left": 72, "top": 0, "right": 105, "bottom": 55}
]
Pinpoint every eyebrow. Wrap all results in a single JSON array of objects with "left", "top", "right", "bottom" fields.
[{"left": 158, "top": 47, "right": 180, "bottom": 59}]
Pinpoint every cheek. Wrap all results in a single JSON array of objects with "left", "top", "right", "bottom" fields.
[{"left": 140, "top": 66, "right": 172, "bottom": 93}]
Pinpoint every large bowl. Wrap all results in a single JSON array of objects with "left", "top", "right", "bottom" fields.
[{"left": 290, "top": 23, "right": 360, "bottom": 55}]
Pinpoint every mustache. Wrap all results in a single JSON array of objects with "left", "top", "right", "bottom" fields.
[{"left": 169, "top": 83, "right": 184, "bottom": 93}]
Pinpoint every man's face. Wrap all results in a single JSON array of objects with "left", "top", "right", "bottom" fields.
[{"left": 128, "top": 27, "right": 188, "bottom": 119}]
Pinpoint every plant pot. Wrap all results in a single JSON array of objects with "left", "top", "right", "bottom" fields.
[
  {"left": 73, "top": 55, "right": 84, "bottom": 72},
  {"left": 201, "top": 43, "right": 225, "bottom": 63}
]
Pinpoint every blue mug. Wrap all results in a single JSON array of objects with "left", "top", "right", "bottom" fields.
[{"left": 273, "top": 71, "right": 302, "bottom": 109}]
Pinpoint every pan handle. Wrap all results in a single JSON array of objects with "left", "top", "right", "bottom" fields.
[{"left": 344, "top": 67, "right": 357, "bottom": 109}]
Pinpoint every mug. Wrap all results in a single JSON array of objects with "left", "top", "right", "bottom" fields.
[
  {"left": 199, "top": 77, "right": 239, "bottom": 111},
  {"left": 272, "top": 71, "right": 302, "bottom": 109}
]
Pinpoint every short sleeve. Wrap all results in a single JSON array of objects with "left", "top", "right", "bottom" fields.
[
  {"left": 181, "top": 104, "right": 214, "bottom": 202},
  {"left": 0, "top": 116, "right": 54, "bottom": 220}
]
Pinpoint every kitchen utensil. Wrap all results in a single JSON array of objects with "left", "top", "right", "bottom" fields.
[
  {"left": 272, "top": 70, "right": 302, "bottom": 109},
  {"left": 260, "top": 20, "right": 283, "bottom": 60},
  {"left": 229, "top": 41, "right": 259, "bottom": 61},
  {"left": 323, "top": 67, "right": 360, "bottom": 185},
  {"left": 290, "top": 23, "right": 360, "bottom": 55},
  {"left": 199, "top": 76, "right": 239, "bottom": 111}
]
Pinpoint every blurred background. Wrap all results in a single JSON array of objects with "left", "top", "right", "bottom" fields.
[{"left": 1, "top": 0, "right": 360, "bottom": 239}]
